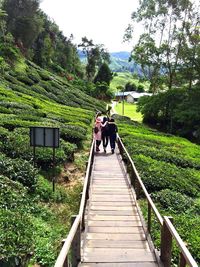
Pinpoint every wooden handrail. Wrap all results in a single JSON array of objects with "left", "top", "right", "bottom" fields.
[
  {"left": 79, "top": 140, "right": 95, "bottom": 217},
  {"left": 117, "top": 136, "right": 198, "bottom": 267},
  {"left": 54, "top": 140, "right": 95, "bottom": 267},
  {"left": 118, "top": 136, "right": 163, "bottom": 225},
  {"left": 164, "top": 217, "right": 198, "bottom": 267},
  {"left": 54, "top": 215, "right": 80, "bottom": 267}
]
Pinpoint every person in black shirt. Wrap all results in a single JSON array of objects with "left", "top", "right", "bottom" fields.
[
  {"left": 108, "top": 118, "right": 118, "bottom": 154},
  {"left": 101, "top": 117, "right": 109, "bottom": 153}
]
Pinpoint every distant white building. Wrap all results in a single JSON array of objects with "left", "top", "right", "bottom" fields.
[
  {"left": 115, "top": 91, "right": 152, "bottom": 102},
  {"left": 127, "top": 92, "right": 152, "bottom": 103}
]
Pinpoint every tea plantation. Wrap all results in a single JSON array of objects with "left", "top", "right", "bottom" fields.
[
  {"left": 114, "top": 115, "right": 200, "bottom": 265},
  {"left": 0, "top": 60, "right": 106, "bottom": 266}
]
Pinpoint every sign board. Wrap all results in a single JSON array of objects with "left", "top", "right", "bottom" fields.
[{"left": 30, "top": 127, "right": 60, "bottom": 148}]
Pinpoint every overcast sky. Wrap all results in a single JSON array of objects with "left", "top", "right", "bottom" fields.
[{"left": 40, "top": 0, "right": 139, "bottom": 52}]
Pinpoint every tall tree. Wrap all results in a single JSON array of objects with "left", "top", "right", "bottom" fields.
[
  {"left": 2, "top": 0, "right": 43, "bottom": 50},
  {"left": 78, "top": 37, "right": 110, "bottom": 81},
  {"left": 126, "top": 0, "right": 200, "bottom": 90},
  {"left": 94, "top": 62, "right": 113, "bottom": 85}
]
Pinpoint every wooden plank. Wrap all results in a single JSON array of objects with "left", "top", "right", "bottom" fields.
[
  {"left": 91, "top": 196, "right": 132, "bottom": 202},
  {"left": 94, "top": 168, "right": 122, "bottom": 172},
  {"left": 88, "top": 220, "right": 142, "bottom": 227},
  {"left": 93, "top": 172, "right": 124, "bottom": 177},
  {"left": 92, "top": 184, "right": 127, "bottom": 188},
  {"left": 91, "top": 191, "right": 130, "bottom": 195},
  {"left": 86, "top": 233, "right": 146, "bottom": 241},
  {"left": 89, "top": 210, "right": 137, "bottom": 216},
  {"left": 84, "top": 239, "right": 149, "bottom": 249},
  {"left": 88, "top": 215, "right": 140, "bottom": 221},
  {"left": 83, "top": 248, "right": 155, "bottom": 262},
  {"left": 80, "top": 263, "right": 158, "bottom": 267},
  {"left": 89, "top": 202, "right": 134, "bottom": 207},
  {"left": 88, "top": 226, "right": 144, "bottom": 234},
  {"left": 90, "top": 206, "right": 134, "bottom": 211}
]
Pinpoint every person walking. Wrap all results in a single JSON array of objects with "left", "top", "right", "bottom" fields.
[
  {"left": 94, "top": 117, "right": 102, "bottom": 152},
  {"left": 108, "top": 118, "right": 118, "bottom": 154},
  {"left": 101, "top": 117, "right": 109, "bottom": 153}
]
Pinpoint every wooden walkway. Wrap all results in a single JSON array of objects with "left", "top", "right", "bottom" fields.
[{"left": 80, "top": 146, "right": 159, "bottom": 267}]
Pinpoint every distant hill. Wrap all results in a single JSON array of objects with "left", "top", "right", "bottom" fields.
[
  {"left": 109, "top": 51, "right": 140, "bottom": 73},
  {"left": 78, "top": 50, "right": 142, "bottom": 74}
]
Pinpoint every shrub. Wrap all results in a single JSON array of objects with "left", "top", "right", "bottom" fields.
[
  {"left": 152, "top": 189, "right": 194, "bottom": 213},
  {"left": 133, "top": 154, "right": 200, "bottom": 197},
  {"left": 61, "top": 125, "right": 87, "bottom": 146},
  {"left": 0, "top": 176, "right": 34, "bottom": 265},
  {"left": 0, "top": 153, "right": 38, "bottom": 190},
  {"left": 16, "top": 75, "right": 35, "bottom": 86}
]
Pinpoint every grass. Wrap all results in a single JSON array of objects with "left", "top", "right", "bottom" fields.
[{"left": 114, "top": 102, "right": 143, "bottom": 122}]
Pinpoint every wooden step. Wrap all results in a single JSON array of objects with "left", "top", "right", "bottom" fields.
[
  {"left": 86, "top": 233, "right": 146, "bottom": 241},
  {"left": 88, "top": 215, "right": 140, "bottom": 221},
  {"left": 88, "top": 220, "right": 142, "bottom": 227},
  {"left": 84, "top": 239, "right": 149, "bottom": 249},
  {"left": 83, "top": 248, "right": 155, "bottom": 262},
  {"left": 79, "top": 263, "right": 158, "bottom": 267},
  {"left": 87, "top": 226, "right": 144, "bottom": 234}
]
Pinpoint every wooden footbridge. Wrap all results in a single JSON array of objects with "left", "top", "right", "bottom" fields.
[{"left": 54, "top": 138, "right": 198, "bottom": 267}]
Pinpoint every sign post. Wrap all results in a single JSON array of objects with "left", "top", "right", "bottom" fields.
[{"left": 30, "top": 127, "right": 60, "bottom": 192}]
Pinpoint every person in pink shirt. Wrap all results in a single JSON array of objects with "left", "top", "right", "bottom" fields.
[{"left": 94, "top": 117, "right": 102, "bottom": 152}]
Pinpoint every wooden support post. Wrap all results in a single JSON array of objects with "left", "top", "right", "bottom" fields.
[
  {"left": 61, "top": 239, "right": 70, "bottom": 267},
  {"left": 63, "top": 255, "right": 70, "bottom": 267},
  {"left": 179, "top": 252, "right": 186, "bottom": 267},
  {"left": 160, "top": 217, "right": 173, "bottom": 267},
  {"left": 135, "top": 178, "right": 141, "bottom": 199},
  {"left": 147, "top": 201, "right": 152, "bottom": 234},
  {"left": 71, "top": 215, "right": 81, "bottom": 267}
]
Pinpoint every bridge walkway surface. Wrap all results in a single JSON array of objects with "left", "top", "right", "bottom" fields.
[{"left": 79, "top": 145, "right": 159, "bottom": 267}]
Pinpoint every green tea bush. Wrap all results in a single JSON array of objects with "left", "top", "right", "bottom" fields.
[
  {"left": 34, "top": 175, "right": 68, "bottom": 203},
  {"left": 0, "top": 176, "right": 34, "bottom": 266},
  {"left": 134, "top": 155, "right": 200, "bottom": 197},
  {"left": 16, "top": 74, "right": 35, "bottom": 86},
  {"left": 4, "top": 73, "right": 19, "bottom": 84},
  {"left": 38, "top": 70, "right": 51, "bottom": 81},
  {"left": 124, "top": 139, "right": 200, "bottom": 170},
  {"left": 27, "top": 71, "right": 41, "bottom": 83},
  {"left": 152, "top": 189, "right": 194, "bottom": 213},
  {"left": 0, "top": 153, "right": 38, "bottom": 190},
  {"left": 61, "top": 125, "right": 86, "bottom": 146},
  {"left": 61, "top": 140, "right": 77, "bottom": 161}
]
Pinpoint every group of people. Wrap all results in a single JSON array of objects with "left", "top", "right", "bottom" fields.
[{"left": 93, "top": 114, "right": 118, "bottom": 154}]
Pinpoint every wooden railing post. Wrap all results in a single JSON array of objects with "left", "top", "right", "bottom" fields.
[
  {"left": 179, "top": 252, "right": 187, "bottom": 267},
  {"left": 63, "top": 255, "right": 70, "bottom": 267},
  {"left": 71, "top": 215, "right": 81, "bottom": 267},
  {"left": 61, "top": 240, "right": 70, "bottom": 267},
  {"left": 147, "top": 201, "right": 152, "bottom": 234},
  {"left": 135, "top": 178, "right": 141, "bottom": 199},
  {"left": 160, "top": 216, "right": 173, "bottom": 267}
]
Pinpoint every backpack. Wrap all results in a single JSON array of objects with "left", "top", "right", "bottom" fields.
[{"left": 94, "top": 126, "right": 99, "bottom": 134}]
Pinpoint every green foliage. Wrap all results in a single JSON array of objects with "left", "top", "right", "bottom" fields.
[
  {"left": 152, "top": 189, "right": 194, "bottom": 213},
  {"left": 115, "top": 116, "right": 200, "bottom": 264},
  {"left": 133, "top": 154, "right": 200, "bottom": 197},
  {"left": 0, "top": 153, "right": 38, "bottom": 190},
  {"left": 137, "top": 87, "right": 200, "bottom": 143},
  {"left": 94, "top": 62, "right": 113, "bottom": 85},
  {"left": 127, "top": 0, "right": 200, "bottom": 90},
  {"left": 0, "top": 176, "right": 34, "bottom": 265},
  {"left": 0, "top": 42, "right": 20, "bottom": 63}
]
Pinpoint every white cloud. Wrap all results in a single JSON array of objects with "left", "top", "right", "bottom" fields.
[{"left": 40, "top": 0, "right": 139, "bottom": 52}]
